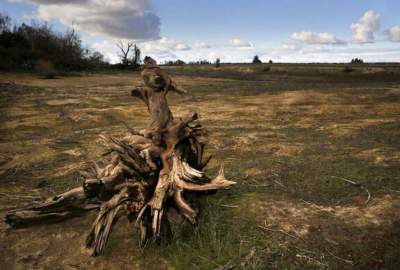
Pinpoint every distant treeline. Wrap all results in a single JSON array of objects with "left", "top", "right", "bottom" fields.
[
  {"left": 163, "top": 56, "right": 273, "bottom": 66},
  {"left": 0, "top": 13, "right": 109, "bottom": 72},
  {"left": 164, "top": 60, "right": 212, "bottom": 65}
]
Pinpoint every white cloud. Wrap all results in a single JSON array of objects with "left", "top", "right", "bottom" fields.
[
  {"left": 281, "top": 43, "right": 299, "bottom": 51},
  {"left": 93, "top": 36, "right": 400, "bottom": 64},
  {"left": 230, "top": 38, "right": 252, "bottom": 48},
  {"left": 290, "top": 31, "right": 345, "bottom": 45},
  {"left": 199, "top": 49, "right": 255, "bottom": 63},
  {"left": 194, "top": 42, "right": 211, "bottom": 48},
  {"left": 139, "top": 38, "right": 189, "bottom": 61},
  {"left": 280, "top": 43, "right": 302, "bottom": 51},
  {"left": 351, "top": 10, "right": 380, "bottom": 43},
  {"left": 385, "top": 26, "right": 400, "bottom": 42},
  {"left": 174, "top": 43, "right": 190, "bottom": 50},
  {"left": 142, "top": 37, "right": 192, "bottom": 51},
  {"left": 29, "top": 0, "right": 160, "bottom": 40}
]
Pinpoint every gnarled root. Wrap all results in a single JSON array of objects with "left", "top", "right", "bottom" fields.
[
  {"left": 86, "top": 182, "right": 147, "bottom": 256},
  {"left": 136, "top": 142, "right": 236, "bottom": 242},
  {"left": 5, "top": 187, "right": 99, "bottom": 228},
  {"left": 4, "top": 116, "right": 236, "bottom": 255},
  {"left": 4, "top": 60, "right": 237, "bottom": 256}
]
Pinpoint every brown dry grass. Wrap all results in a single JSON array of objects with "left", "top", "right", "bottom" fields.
[{"left": 1, "top": 64, "right": 400, "bottom": 269}]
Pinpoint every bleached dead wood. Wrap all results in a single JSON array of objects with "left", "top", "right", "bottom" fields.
[
  {"left": 5, "top": 56, "right": 236, "bottom": 256},
  {"left": 331, "top": 176, "right": 371, "bottom": 205}
]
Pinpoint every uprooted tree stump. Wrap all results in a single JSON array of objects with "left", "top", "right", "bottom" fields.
[{"left": 4, "top": 56, "right": 236, "bottom": 256}]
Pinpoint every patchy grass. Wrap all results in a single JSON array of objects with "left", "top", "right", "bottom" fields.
[{"left": 1, "top": 64, "right": 400, "bottom": 269}]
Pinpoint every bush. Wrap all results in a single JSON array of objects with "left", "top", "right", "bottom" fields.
[
  {"left": 0, "top": 12, "right": 108, "bottom": 71},
  {"left": 215, "top": 58, "right": 221, "bottom": 68},
  {"left": 35, "top": 59, "right": 56, "bottom": 79},
  {"left": 343, "top": 66, "right": 355, "bottom": 73},
  {"left": 252, "top": 55, "right": 262, "bottom": 64}
]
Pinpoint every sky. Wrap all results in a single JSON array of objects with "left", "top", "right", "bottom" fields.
[{"left": 1, "top": 0, "right": 400, "bottom": 63}]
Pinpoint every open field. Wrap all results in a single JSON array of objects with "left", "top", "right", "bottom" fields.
[{"left": 1, "top": 63, "right": 400, "bottom": 269}]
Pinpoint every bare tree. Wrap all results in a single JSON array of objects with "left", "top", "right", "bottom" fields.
[{"left": 116, "top": 40, "right": 134, "bottom": 66}]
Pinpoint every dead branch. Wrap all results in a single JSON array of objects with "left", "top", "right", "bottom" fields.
[
  {"left": 331, "top": 176, "right": 371, "bottom": 205},
  {"left": 258, "top": 225, "right": 306, "bottom": 242}
]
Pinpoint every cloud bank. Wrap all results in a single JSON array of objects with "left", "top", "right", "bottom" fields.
[
  {"left": 30, "top": 0, "right": 160, "bottom": 40},
  {"left": 14, "top": 3, "right": 398, "bottom": 63},
  {"left": 291, "top": 31, "right": 345, "bottom": 45}
]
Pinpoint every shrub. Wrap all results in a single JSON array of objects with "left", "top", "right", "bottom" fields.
[
  {"left": 252, "top": 55, "right": 262, "bottom": 64},
  {"left": 343, "top": 66, "right": 355, "bottom": 73},
  {"left": 35, "top": 59, "right": 56, "bottom": 79},
  {"left": 215, "top": 58, "right": 221, "bottom": 68},
  {"left": 263, "top": 66, "right": 271, "bottom": 72}
]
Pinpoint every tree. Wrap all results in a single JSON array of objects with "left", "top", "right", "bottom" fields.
[
  {"left": 0, "top": 13, "right": 11, "bottom": 33},
  {"left": 86, "top": 51, "right": 106, "bottom": 69},
  {"left": 0, "top": 14, "right": 106, "bottom": 71},
  {"left": 116, "top": 40, "right": 134, "bottom": 66},
  {"left": 89, "top": 51, "right": 104, "bottom": 63},
  {"left": 252, "top": 55, "right": 262, "bottom": 64},
  {"left": 131, "top": 44, "right": 141, "bottom": 68},
  {"left": 268, "top": 60, "right": 273, "bottom": 64},
  {"left": 116, "top": 40, "right": 141, "bottom": 69},
  {"left": 351, "top": 58, "right": 364, "bottom": 64},
  {"left": 175, "top": 59, "right": 185, "bottom": 65},
  {"left": 189, "top": 59, "right": 211, "bottom": 65},
  {"left": 58, "top": 27, "right": 85, "bottom": 69},
  {"left": 165, "top": 59, "right": 185, "bottom": 65},
  {"left": 215, "top": 58, "right": 221, "bottom": 68}
]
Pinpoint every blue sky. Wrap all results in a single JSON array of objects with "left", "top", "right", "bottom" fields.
[
  {"left": 155, "top": 0, "right": 396, "bottom": 44},
  {"left": 1, "top": 0, "right": 400, "bottom": 63}
]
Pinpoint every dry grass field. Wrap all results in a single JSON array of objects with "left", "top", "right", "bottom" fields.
[{"left": 1, "top": 63, "right": 400, "bottom": 269}]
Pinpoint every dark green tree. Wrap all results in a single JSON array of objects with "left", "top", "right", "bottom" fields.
[
  {"left": 215, "top": 58, "right": 221, "bottom": 68},
  {"left": 0, "top": 13, "right": 11, "bottom": 33},
  {"left": 350, "top": 58, "right": 364, "bottom": 64},
  {"left": 252, "top": 55, "right": 262, "bottom": 64},
  {"left": 131, "top": 44, "right": 141, "bottom": 68}
]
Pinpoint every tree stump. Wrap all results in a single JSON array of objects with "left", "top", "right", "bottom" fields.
[{"left": 4, "top": 56, "right": 236, "bottom": 256}]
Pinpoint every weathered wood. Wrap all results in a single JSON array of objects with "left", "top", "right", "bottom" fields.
[
  {"left": 4, "top": 56, "right": 236, "bottom": 256},
  {"left": 5, "top": 187, "right": 100, "bottom": 227}
]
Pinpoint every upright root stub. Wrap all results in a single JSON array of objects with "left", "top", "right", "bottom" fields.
[{"left": 4, "top": 56, "right": 236, "bottom": 256}]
